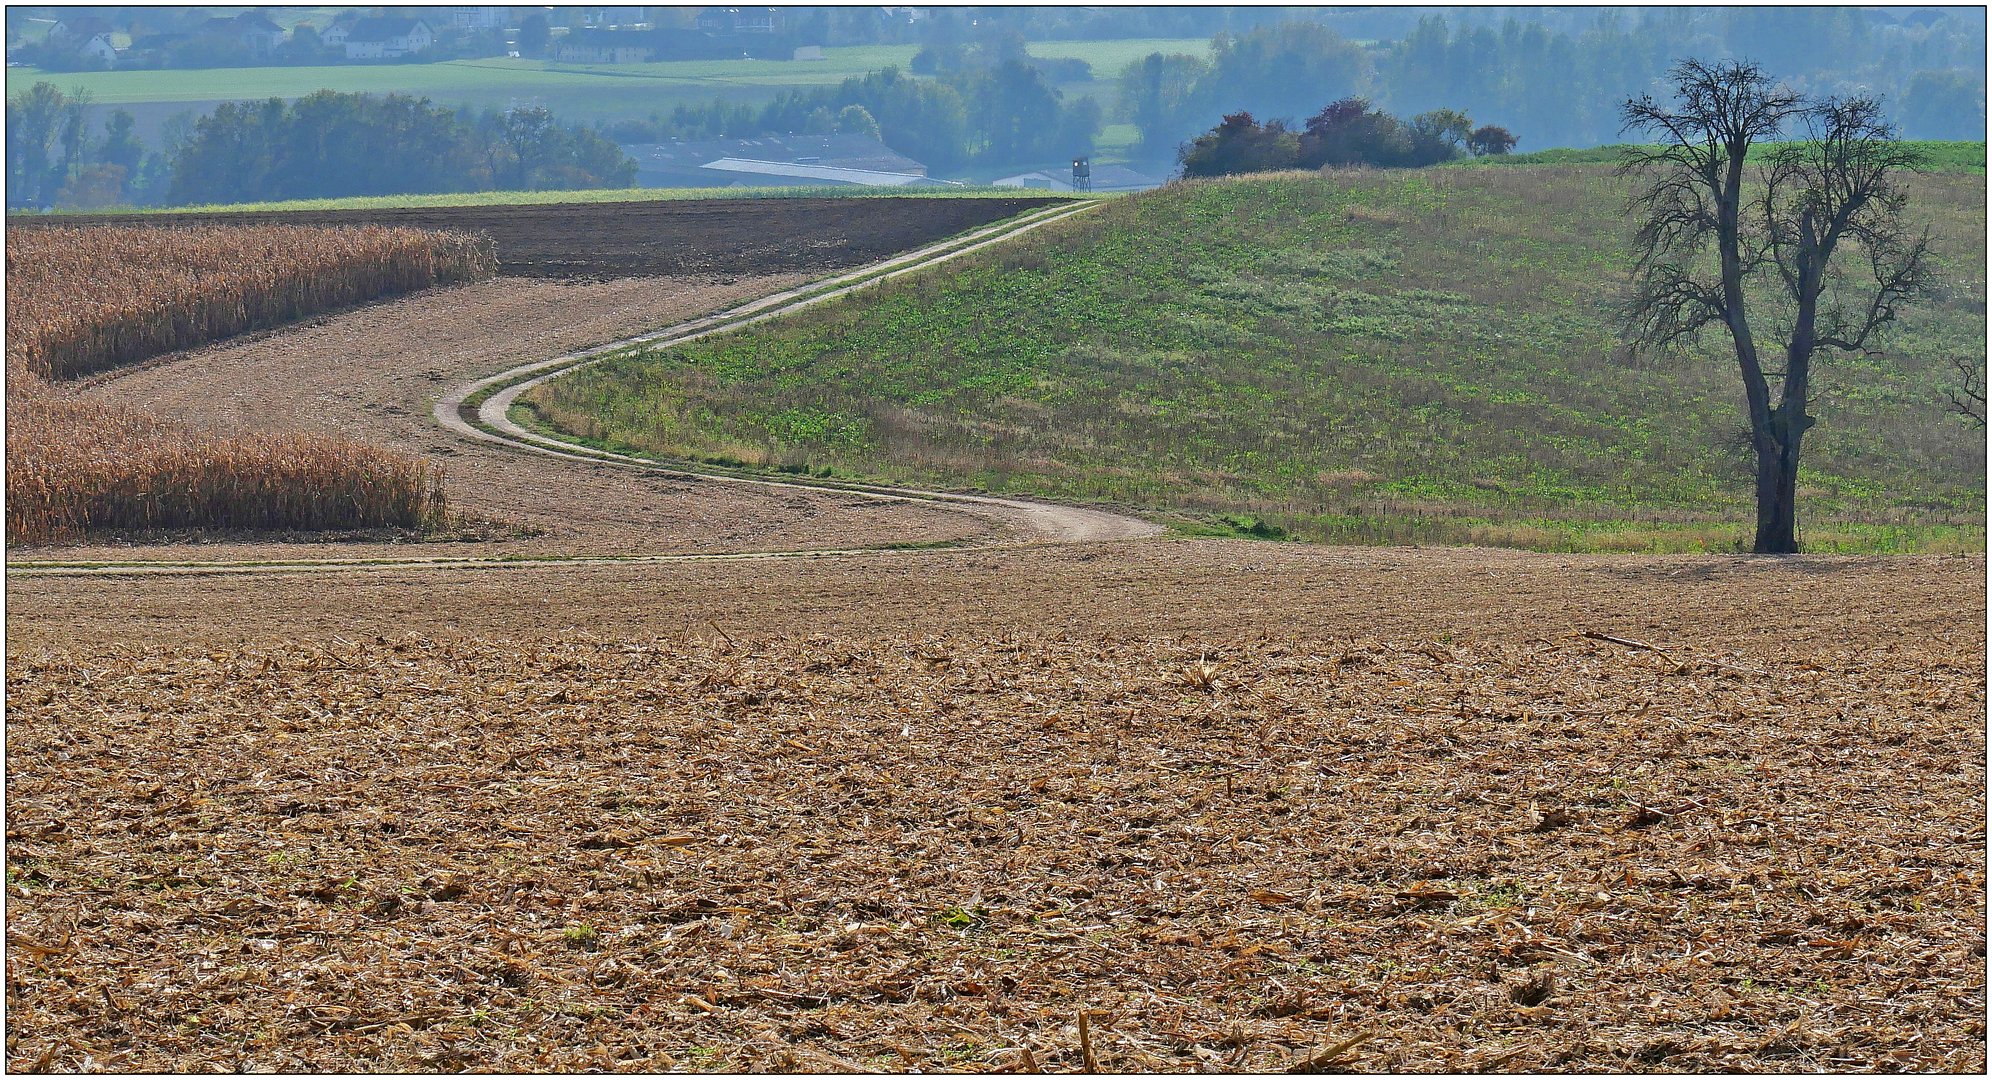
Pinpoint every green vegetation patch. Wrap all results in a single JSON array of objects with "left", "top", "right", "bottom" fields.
[
  {"left": 529, "top": 165, "right": 1985, "bottom": 553},
  {"left": 3, "top": 50, "right": 930, "bottom": 106},
  {"left": 1456, "top": 140, "right": 1986, "bottom": 173}
]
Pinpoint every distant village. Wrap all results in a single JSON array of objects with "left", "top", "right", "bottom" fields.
[
  {"left": 5, "top": 6, "right": 1166, "bottom": 199},
  {"left": 6, "top": 6, "right": 901, "bottom": 69}
]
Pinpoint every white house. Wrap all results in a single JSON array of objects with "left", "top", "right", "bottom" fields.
[
  {"left": 233, "top": 12, "right": 285, "bottom": 54},
  {"left": 46, "top": 16, "right": 114, "bottom": 44},
  {"left": 78, "top": 33, "right": 119, "bottom": 68},
  {"left": 344, "top": 16, "right": 435, "bottom": 59}
]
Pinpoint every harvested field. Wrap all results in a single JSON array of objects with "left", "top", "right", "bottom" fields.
[
  {"left": 22, "top": 197, "right": 1072, "bottom": 279},
  {"left": 5, "top": 185, "right": 1982, "bottom": 1075},
  {"left": 6, "top": 544, "right": 1984, "bottom": 1072}
]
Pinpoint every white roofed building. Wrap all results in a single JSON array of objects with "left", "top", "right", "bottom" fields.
[{"left": 622, "top": 134, "right": 942, "bottom": 189}]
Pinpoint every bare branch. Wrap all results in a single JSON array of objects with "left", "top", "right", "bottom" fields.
[{"left": 1946, "top": 354, "right": 1987, "bottom": 427}]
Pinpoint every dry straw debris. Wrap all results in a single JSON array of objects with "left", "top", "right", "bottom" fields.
[
  {"left": 6, "top": 629, "right": 1982, "bottom": 1072},
  {"left": 5, "top": 224, "right": 488, "bottom": 545}
]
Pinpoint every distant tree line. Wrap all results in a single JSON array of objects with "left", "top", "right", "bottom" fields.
[
  {"left": 167, "top": 92, "right": 633, "bottom": 206},
  {"left": 1118, "top": 10, "right": 1987, "bottom": 169},
  {"left": 6, "top": 83, "right": 633, "bottom": 210},
  {"left": 1178, "top": 100, "right": 1512, "bottom": 177},
  {"left": 605, "top": 38, "right": 1100, "bottom": 173},
  {"left": 5, "top": 83, "right": 159, "bottom": 210}
]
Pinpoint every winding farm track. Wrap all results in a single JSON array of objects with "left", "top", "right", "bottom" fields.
[{"left": 10, "top": 199, "right": 1156, "bottom": 577}]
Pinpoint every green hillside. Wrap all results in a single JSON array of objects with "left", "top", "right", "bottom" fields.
[
  {"left": 526, "top": 166, "right": 1987, "bottom": 553},
  {"left": 1455, "top": 141, "right": 1987, "bottom": 173}
]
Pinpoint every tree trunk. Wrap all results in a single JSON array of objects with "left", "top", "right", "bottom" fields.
[{"left": 1751, "top": 417, "right": 1805, "bottom": 554}]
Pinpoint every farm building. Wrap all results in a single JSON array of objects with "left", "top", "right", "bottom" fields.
[
  {"left": 697, "top": 7, "right": 785, "bottom": 34},
  {"left": 343, "top": 17, "right": 435, "bottom": 59},
  {"left": 992, "top": 164, "right": 1163, "bottom": 193},
  {"left": 579, "top": 6, "right": 653, "bottom": 27},
  {"left": 448, "top": 6, "right": 511, "bottom": 31},
  {"left": 44, "top": 16, "right": 126, "bottom": 67},
  {"left": 74, "top": 33, "right": 119, "bottom": 68},
  {"left": 228, "top": 11, "right": 286, "bottom": 54},
  {"left": 45, "top": 16, "right": 115, "bottom": 44},
  {"left": 622, "top": 135, "right": 940, "bottom": 188},
  {"left": 554, "top": 29, "right": 655, "bottom": 63}
]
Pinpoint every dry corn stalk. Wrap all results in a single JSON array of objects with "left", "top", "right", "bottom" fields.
[
  {"left": 5, "top": 223, "right": 480, "bottom": 545},
  {"left": 6, "top": 223, "right": 495, "bottom": 380}
]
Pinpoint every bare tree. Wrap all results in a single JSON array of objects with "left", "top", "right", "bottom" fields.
[
  {"left": 1620, "top": 60, "right": 1934, "bottom": 553},
  {"left": 1947, "top": 355, "right": 1986, "bottom": 427}
]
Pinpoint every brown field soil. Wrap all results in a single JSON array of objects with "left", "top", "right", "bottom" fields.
[
  {"left": 19, "top": 274, "right": 1008, "bottom": 564},
  {"left": 5, "top": 194, "right": 1983, "bottom": 1073},
  {"left": 21, "top": 197, "right": 1071, "bottom": 279},
  {"left": 6, "top": 543, "right": 1984, "bottom": 1072}
]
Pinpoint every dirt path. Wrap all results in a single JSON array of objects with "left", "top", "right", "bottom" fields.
[
  {"left": 17, "top": 203, "right": 1154, "bottom": 568},
  {"left": 445, "top": 199, "right": 1156, "bottom": 554}
]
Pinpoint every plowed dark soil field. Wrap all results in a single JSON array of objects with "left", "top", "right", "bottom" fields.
[{"left": 18, "top": 197, "right": 1071, "bottom": 278}]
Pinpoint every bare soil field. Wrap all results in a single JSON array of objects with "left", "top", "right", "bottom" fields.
[
  {"left": 7, "top": 541, "right": 1981, "bottom": 651},
  {"left": 21, "top": 197, "right": 1071, "bottom": 279},
  {"left": 6, "top": 544, "right": 1983, "bottom": 1072}
]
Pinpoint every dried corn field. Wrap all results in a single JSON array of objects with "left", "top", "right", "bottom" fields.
[
  {"left": 6, "top": 379, "right": 444, "bottom": 545},
  {"left": 5, "top": 224, "right": 495, "bottom": 380},
  {"left": 6, "top": 616, "right": 1983, "bottom": 1072},
  {"left": 5, "top": 223, "right": 478, "bottom": 544}
]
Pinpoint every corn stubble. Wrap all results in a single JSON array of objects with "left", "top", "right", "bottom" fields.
[
  {"left": 5, "top": 629, "right": 1983, "bottom": 1071},
  {"left": 6, "top": 224, "right": 494, "bottom": 544}
]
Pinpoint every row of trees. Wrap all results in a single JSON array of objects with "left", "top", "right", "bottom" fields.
[
  {"left": 1117, "top": 11, "right": 1985, "bottom": 169},
  {"left": 165, "top": 92, "right": 633, "bottom": 206},
  {"left": 6, "top": 83, "right": 634, "bottom": 210},
  {"left": 1178, "top": 101, "right": 1513, "bottom": 177},
  {"left": 5, "top": 83, "right": 161, "bottom": 210},
  {"left": 606, "top": 55, "right": 1100, "bottom": 174}
]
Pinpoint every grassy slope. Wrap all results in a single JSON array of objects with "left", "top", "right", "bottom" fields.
[
  {"left": 527, "top": 166, "right": 1985, "bottom": 554},
  {"left": 1460, "top": 141, "right": 1987, "bottom": 173}
]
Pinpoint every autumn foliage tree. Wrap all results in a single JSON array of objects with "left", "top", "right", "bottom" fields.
[
  {"left": 1466, "top": 124, "right": 1518, "bottom": 156},
  {"left": 1178, "top": 99, "right": 1489, "bottom": 176}
]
